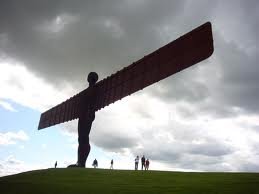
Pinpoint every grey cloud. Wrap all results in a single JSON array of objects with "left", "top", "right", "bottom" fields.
[
  {"left": 6, "top": 74, "right": 26, "bottom": 91},
  {"left": 0, "top": 0, "right": 186, "bottom": 85},
  {"left": 149, "top": 27, "right": 259, "bottom": 119},
  {"left": 135, "top": 139, "right": 233, "bottom": 163},
  {"left": 240, "top": 162, "right": 259, "bottom": 172},
  {"left": 190, "top": 140, "right": 232, "bottom": 157},
  {"left": 1, "top": 0, "right": 258, "bottom": 115},
  {"left": 215, "top": 36, "right": 259, "bottom": 114},
  {"left": 130, "top": 121, "right": 235, "bottom": 166},
  {"left": 175, "top": 154, "right": 225, "bottom": 170},
  {"left": 59, "top": 120, "right": 78, "bottom": 134},
  {"left": 84, "top": 109, "right": 141, "bottom": 152},
  {"left": 5, "top": 156, "right": 22, "bottom": 165},
  {"left": 132, "top": 142, "right": 181, "bottom": 163},
  {"left": 92, "top": 132, "right": 137, "bottom": 153}
]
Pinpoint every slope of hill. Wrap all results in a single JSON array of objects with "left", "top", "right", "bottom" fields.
[{"left": 0, "top": 168, "right": 259, "bottom": 194}]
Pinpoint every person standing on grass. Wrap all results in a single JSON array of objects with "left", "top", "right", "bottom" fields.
[
  {"left": 141, "top": 155, "right": 146, "bottom": 170},
  {"left": 110, "top": 159, "right": 114, "bottom": 169},
  {"left": 145, "top": 159, "right": 150, "bottom": 170},
  {"left": 55, "top": 161, "right": 57, "bottom": 168},
  {"left": 135, "top": 156, "right": 139, "bottom": 170},
  {"left": 92, "top": 158, "right": 98, "bottom": 168}
]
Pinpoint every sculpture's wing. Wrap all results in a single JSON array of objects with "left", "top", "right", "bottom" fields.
[
  {"left": 38, "top": 22, "right": 213, "bottom": 130},
  {"left": 38, "top": 89, "right": 88, "bottom": 130},
  {"left": 94, "top": 22, "right": 214, "bottom": 111}
]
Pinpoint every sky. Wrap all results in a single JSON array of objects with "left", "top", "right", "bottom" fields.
[{"left": 0, "top": 0, "right": 259, "bottom": 176}]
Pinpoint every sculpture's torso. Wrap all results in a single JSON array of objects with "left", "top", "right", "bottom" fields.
[{"left": 78, "top": 85, "right": 96, "bottom": 138}]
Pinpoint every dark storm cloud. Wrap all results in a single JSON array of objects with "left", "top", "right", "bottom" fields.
[
  {"left": 215, "top": 37, "right": 259, "bottom": 114},
  {"left": 1, "top": 0, "right": 258, "bottom": 113},
  {"left": 0, "top": 0, "right": 186, "bottom": 85}
]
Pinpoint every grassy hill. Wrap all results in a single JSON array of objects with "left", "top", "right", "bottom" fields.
[{"left": 0, "top": 168, "right": 259, "bottom": 194}]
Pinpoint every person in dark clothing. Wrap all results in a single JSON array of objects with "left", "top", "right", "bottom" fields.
[
  {"left": 55, "top": 161, "right": 57, "bottom": 168},
  {"left": 141, "top": 155, "right": 146, "bottom": 170},
  {"left": 110, "top": 159, "right": 114, "bottom": 169},
  {"left": 145, "top": 159, "right": 150, "bottom": 170},
  {"left": 92, "top": 158, "right": 98, "bottom": 168}
]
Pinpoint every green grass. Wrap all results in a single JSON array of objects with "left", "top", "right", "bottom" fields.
[{"left": 0, "top": 168, "right": 259, "bottom": 194}]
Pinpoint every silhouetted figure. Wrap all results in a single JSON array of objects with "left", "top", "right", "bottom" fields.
[
  {"left": 145, "top": 159, "right": 150, "bottom": 170},
  {"left": 110, "top": 159, "right": 114, "bottom": 169},
  {"left": 141, "top": 155, "right": 145, "bottom": 170},
  {"left": 55, "top": 161, "right": 57, "bottom": 168},
  {"left": 77, "top": 72, "right": 98, "bottom": 167},
  {"left": 92, "top": 158, "right": 98, "bottom": 168},
  {"left": 135, "top": 156, "right": 139, "bottom": 170}
]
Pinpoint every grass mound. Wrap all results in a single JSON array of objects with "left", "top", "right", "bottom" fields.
[{"left": 0, "top": 168, "right": 259, "bottom": 194}]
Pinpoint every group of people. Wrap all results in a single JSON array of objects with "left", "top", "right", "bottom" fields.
[
  {"left": 57, "top": 156, "right": 150, "bottom": 170},
  {"left": 135, "top": 155, "right": 150, "bottom": 170},
  {"left": 92, "top": 156, "right": 150, "bottom": 171}
]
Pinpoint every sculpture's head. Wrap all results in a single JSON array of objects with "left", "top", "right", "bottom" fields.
[{"left": 87, "top": 72, "right": 98, "bottom": 86}]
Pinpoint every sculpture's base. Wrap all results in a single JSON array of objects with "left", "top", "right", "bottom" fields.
[{"left": 67, "top": 164, "right": 82, "bottom": 168}]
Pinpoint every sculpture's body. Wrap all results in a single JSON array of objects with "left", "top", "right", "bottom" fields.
[
  {"left": 38, "top": 22, "right": 214, "bottom": 167},
  {"left": 77, "top": 101, "right": 94, "bottom": 167},
  {"left": 77, "top": 72, "right": 98, "bottom": 167}
]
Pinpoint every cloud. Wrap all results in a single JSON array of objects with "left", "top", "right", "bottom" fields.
[
  {"left": 0, "top": 59, "right": 74, "bottom": 112},
  {"left": 0, "top": 130, "right": 29, "bottom": 145},
  {"left": 0, "top": 100, "right": 17, "bottom": 112},
  {"left": 0, "top": 155, "right": 45, "bottom": 177},
  {"left": 4, "top": 155, "right": 23, "bottom": 165},
  {"left": 58, "top": 85, "right": 259, "bottom": 172},
  {"left": 189, "top": 139, "right": 232, "bottom": 157},
  {"left": 240, "top": 162, "right": 259, "bottom": 172},
  {"left": 0, "top": 0, "right": 187, "bottom": 84},
  {"left": 0, "top": 155, "right": 26, "bottom": 177}
]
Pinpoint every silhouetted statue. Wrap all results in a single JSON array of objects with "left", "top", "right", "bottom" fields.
[
  {"left": 77, "top": 72, "right": 98, "bottom": 167},
  {"left": 38, "top": 22, "right": 214, "bottom": 168},
  {"left": 55, "top": 161, "right": 57, "bottom": 168}
]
